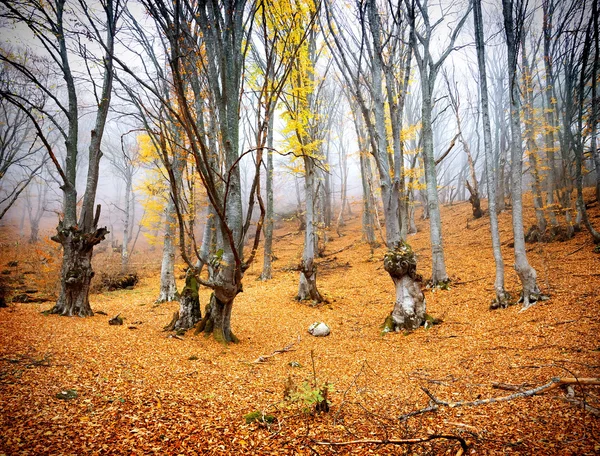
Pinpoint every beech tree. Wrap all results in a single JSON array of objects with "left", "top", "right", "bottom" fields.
[
  {"left": 473, "top": 0, "right": 510, "bottom": 308},
  {"left": 405, "top": 0, "right": 471, "bottom": 286},
  {"left": 116, "top": 0, "right": 311, "bottom": 341},
  {"left": 324, "top": 0, "right": 426, "bottom": 330},
  {"left": 0, "top": 0, "right": 122, "bottom": 316},
  {"left": 502, "top": 0, "right": 542, "bottom": 308},
  {"left": 0, "top": 64, "right": 45, "bottom": 220}
]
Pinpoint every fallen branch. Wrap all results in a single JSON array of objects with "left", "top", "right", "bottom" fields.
[
  {"left": 565, "top": 241, "right": 591, "bottom": 257},
  {"left": 250, "top": 336, "right": 300, "bottom": 363},
  {"left": 322, "top": 241, "right": 358, "bottom": 257},
  {"left": 398, "top": 403, "right": 439, "bottom": 421},
  {"left": 314, "top": 434, "right": 468, "bottom": 454},
  {"left": 491, "top": 382, "right": 532, "bottom": 392},
  {"left": 557, "top": 397, "right": 600, "bottom": 417},
  {"left": 422, "top": 377, "right": 600, "bottom": 409}
]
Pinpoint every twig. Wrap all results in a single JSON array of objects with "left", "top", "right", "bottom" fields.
[
  {"left": 398, "top": 403, "right": 439, "bottom": 421},
  {"left": 322, "top": 241, "right": 357, "bottom": 257},
  {"left": 250, "top": 336, "right": 300, "bottom": 363},
  {"left": 491, "top": 382, "right": 532, "bottom": 392},
  {"left": 453, "top": 277, "right": 486, "bottom": 285},
  {"left": 565, "top": 241, "right": 591, "bottom": 256},
  {"left": 313, "top": 434, "right": 468, "bottom": 453}
]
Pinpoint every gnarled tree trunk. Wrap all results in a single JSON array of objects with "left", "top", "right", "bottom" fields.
[
  {"left": 172, "top": 272, "right": 201, "bottom": 331},
  {"left": 297, "top": 157, "right": 323, "bottom": 302},
  {"left": 382, "top": 242, "right": 425, "bottom": 331},
  {"left": 51, "top": 223, "right": 108, "bottom": 317}
]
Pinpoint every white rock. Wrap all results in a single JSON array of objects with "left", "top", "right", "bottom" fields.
[{"left": 308, "top": 322, "right": 330, "bottom": 337}]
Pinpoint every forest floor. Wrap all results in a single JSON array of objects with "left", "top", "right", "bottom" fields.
[{"left": 0, "top": 192, "right": 599, "bottom": 455}]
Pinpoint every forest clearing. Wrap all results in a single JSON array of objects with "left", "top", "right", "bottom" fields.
[{"left": 1, "top": 193, "right": 598, "bottom": 455}]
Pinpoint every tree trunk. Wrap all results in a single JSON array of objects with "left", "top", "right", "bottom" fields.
[
  {"left": 172, "top": 272, "right": 201, "bottom": 331},
  {"left": 466, "top": 180, "right": 483, "bottom": 219},
  {"left": 502, "top": 0, "right": 541, "bottom": 308},
  {"left": 29, "top": 221, "right": 39, "bottom": 244},
  {"left": 121, "top": 175, "right": 132, "bottom": 271},
  {"left": 51, "top": 224, "right": 108, "bottom": 317},
  {"left": 421, "top": 84, "right": 449, "bottom": 285},
  {"left": 297, "top": 156, "right": 323, "bottom": 302},
  {"left": 352, "top": 104, "right": 377, "bottom": 246},
  {"left": 382, "top": 242, "right": 425, "bottom": 331},
  {"left": 474, "top": 0, "right": 510, "bottom": 308},
  {"left": 156, "top": 199, "right": 179, "bottom": 303},
  {"left": 196, "top": 291, "right": 238, "bottom": 344},
  {"left": 542, "top": 0, "right": 560, "bottom": 227},
  {"left": 521, "top": 41, "right": 548, "bottom": 234}
]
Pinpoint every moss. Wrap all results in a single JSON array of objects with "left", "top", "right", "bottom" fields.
[
  {"left": 383, "top": 241, "right": 419, "bottom": 280},
  {"left": 380, "top": 313, "right": 395, "bottom": 335},
  {"left": 56, "top": 389, "right": 78, "bottom": 400},
  {"left": 244, "top": 410, "right": 275, "bottom": 424}
]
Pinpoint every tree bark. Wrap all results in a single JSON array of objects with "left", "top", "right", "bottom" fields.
[
  {"left": 502, "top": 0, "right": 541, "bottom": 308},
  {"left": 173, "top": 271, "right": 201, "bottom": 331},
  {"left": 383, "top": 242, "right": 425, "bottom": 331},
  {"left": 51, "top": 223, "right": 108, "bottom": 316},
  {"left": 297, "top": 156, "right": 323, "bottom": 302},
  {"left": 260, "top": 108, "right": 275, "bottom": 280},
  {"left": 474, "top": 0, "right": 510, "bottom": 308},
  {"left": 156, "top": 198, "right": 179, "bottom": 303}
]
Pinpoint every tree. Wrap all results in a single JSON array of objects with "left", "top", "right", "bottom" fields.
[
  {"left": 444, "top": 72, "right": 483, "bottom": 219},
  {"left": 405, "top": 0, "right": 471, "bottom": 286},
  {"left": 107, "top": 132, "right": 141, "bottom": 271},
  {"left": 0, "top": 0, "right": 122, "bottom": 316},
  {"left": 501, "top": 0, "right": 541, "bottom": 308},
  {"left": 0, "top": 64, "right": 45, "bottom": 220},
  {"left": 278, "top": 0, "right": 325, "bottom": 302},
  {"left": 473, "top": 0, "right": 510, "bottom": 308},
  {"left": 116, "top": 0, "right": 309, "bottom": 341},
  {"left": 324, "top": 0, "right": 425, "bottom": 330}
]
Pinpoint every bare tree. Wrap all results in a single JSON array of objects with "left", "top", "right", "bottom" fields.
[
  {"left": 0, "top": 0, "right": 122, "bottom": 316},
  {"left": 0, "top": 64, "right": 46, "bottom": 220},
  {"left": 502, "top": 0, "right": 541, "bottom": 308},
  {"left": 473, "top": 0, "right": 510, "bottom": 308},
  {"left": 405, "top": 0, "right": 471, "bottom": 286}
]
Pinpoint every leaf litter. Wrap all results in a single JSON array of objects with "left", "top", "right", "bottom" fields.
[{"left": 0, "top": 193, "right": 599, "bottom": 455}]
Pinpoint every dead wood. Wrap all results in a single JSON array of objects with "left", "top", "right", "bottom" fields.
[
  {"left": 398, "top": 403, "right": 439, "bottom": 421},
  {"left": 556, "top": 397, "right": 600, "bottom": 417},
  {"left": 322, "top": 242, "right": 358, "bottom": 257},
  {"left": 422, "top": 377, "right": 600, "bottom": 409},
  {"left": 491, "top": 382, "right": 532, "bottom": 391},
  {"left": 565, "top": 241, "right": 591, "bottom": 256},
  {"left": 313, "top": 433, "right": 468, "bottom": 454},
  {"left": 250, "top": 336, "right": 301, "bottom": 363},
  {"left": 108, "top": 314, "right": 123, "bottom": 325}
]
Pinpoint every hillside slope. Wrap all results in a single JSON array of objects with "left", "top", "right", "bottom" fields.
[{"left": 0, "top": 193, "right": 599, "bottom": 455}]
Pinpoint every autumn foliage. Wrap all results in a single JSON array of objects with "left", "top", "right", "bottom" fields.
[{"left": 0, "top": 192, "right": 599, "bottom": 455}]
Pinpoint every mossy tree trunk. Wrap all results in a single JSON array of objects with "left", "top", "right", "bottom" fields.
[
  {"left": 51, "top": 224, "right": 108, "bottom": 317},
  {"left": 173, "top": 272, "right": 201, "bottom": 331},
  {"left": 196, "top": 292, "right": 239, "bottom": 344},
  {"left": 383, "top": 242, "right": 425, "bottom": 331}
]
